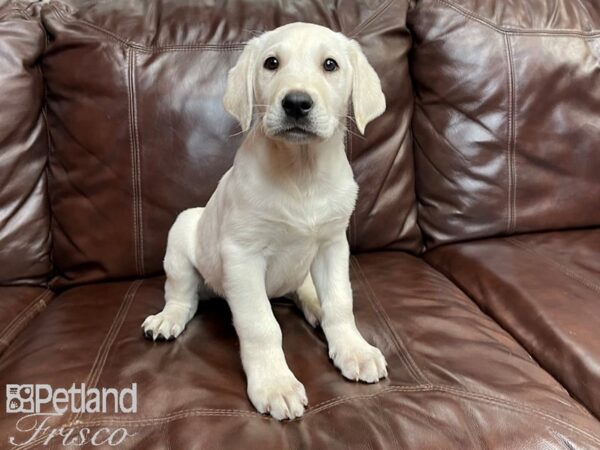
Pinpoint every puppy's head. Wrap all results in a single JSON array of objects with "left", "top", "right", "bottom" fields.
[{"left": 224, "top": 22, "right": 386, "bottom": 143}]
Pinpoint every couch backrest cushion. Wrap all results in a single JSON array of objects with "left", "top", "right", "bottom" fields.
[
  {"left": 408, "top": 0, "right": 600, "bottom": 248},
  {"left": 42, "top": 0, "right": 422, "bottom": 286},
  {"left": 0, "top": 2, "right": 51, "bottom": 285}
]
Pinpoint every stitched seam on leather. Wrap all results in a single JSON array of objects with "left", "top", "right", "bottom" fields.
[
  {"left": 506, "top": 237, "right": 600, "bottom": 295},
  {"left": 162, "top": 421, "right": 172, "bottom": 450},
  {"left": 86, "top": 281, "right": 142, "bottom": 390},
  {"left": 350, "top": 257, "right": 420, "bottom": 382},
  {"left": 0, "top": 300, "right": 47, "bottom": 353},
  {"left": 509, "top": 39, "right": 518, "bottom": 233},
  {"left": 49, "top": 0, "right": 411, "bottom": 51},
  {"left": 0, "top": 298, "right": 48, "bottom": 347},
  {"left": 38, "top": 8, "right": 58, "bottom": 286},
  {"left": 65, "top": 280, "right": 142, "bottom": 428},
  {"left": 349, "top": 0, "right": 396, "bottom": 38},
  {"left": 139, "top": 47, "right": 244, "bottom": 54},
  {"left": 0, "top": 290, "right": 52, "bottom": 337},
  {"left": 50, "top": 4, "right": 245, "bottom": 52},
  {"left": 0, "top": 292, "right": 45, "bottom": 342},
  {"left": 127, "top": 48, "right": 139, "bottom": 276},
  {"left": 504, "top": 34, "right": 517, "bottom": 234},
  {"left": 0, "top": 290, "right": 52, "bottom": 346},
  {"left": 43, "top": 385, "right": 600, "bottom": 445},
  {"left": 127, "top": 48, "right": 145, "bottom": 277},
  {"left": 431, "top": 0, "right": 600, "bottom": 37},
  {"left": 57, "top": 386, "right": 435, "bottom": 428},
  {"left": 351, "top": 256, "right": 429, "bottom": 384},
  {"left": 377, "top": 394, "right": 401, "bottom": 449},
  {"left": 132, "top": 47, "right": 145, "bottom": 276}
]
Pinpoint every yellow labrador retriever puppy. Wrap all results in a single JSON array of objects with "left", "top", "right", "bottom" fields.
[{"left": 143, "top": 22, "right": 387, "bottom": 420}]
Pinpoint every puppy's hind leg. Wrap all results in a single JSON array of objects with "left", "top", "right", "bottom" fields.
[
  {"left": 294, "top": 273, "right": 322, "bottom": 328},
  {"left": 142, "top": 208, "right": 204, "bottom": 342}
]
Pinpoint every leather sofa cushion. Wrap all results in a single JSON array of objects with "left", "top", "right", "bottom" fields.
[
  {"left": 41, "top": 0, "right": 422, "bottom": 287},
  {"left": 0, "top": 286, "right": 52, "bottom": 355},
  {"left": 408, "top": 0, "right": 600, "bottom": 248},
  {"left": 1, "top": 253, "right": 599, "bottom": 448},
  {"left": 0, "top": 2, "right": 52, "bottom": 284},
  {"left": 426, "top": 229, "right": 600, "bottom": 417}
]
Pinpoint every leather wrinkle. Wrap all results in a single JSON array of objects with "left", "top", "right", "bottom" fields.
[
  {"left": 364, "top": 134, "right": 408, "bottom": 239},
  {"left": 413, "top": 125, "right": 463, "bottom": 190},
  {"left": 414, "top": 101, "right": 470, "bottom": 166},
  {"left": 348, "top": 0, "right": 397, "bottom": 38}
]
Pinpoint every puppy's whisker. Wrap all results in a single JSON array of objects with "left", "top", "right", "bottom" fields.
[
  {"left": 228, "top": 128, "right": 246, "bottom": 138},
  {"left": 339, "top": 125, "right": 365, "bottom": 140},
  {"left": 337, "top": 114, "right": 358, "bottom": 126}
]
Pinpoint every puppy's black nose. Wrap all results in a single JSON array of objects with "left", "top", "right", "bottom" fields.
[{"left": 282, "top": 91, "right": 313, "bottom": 119}]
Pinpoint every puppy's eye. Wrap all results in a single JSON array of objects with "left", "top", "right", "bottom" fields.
[
  {"left": 323, "top": 58, "right": 339, "bottom": 72},
  {"left": 263, "top": 57, "right": 279, "bottom": 71}
]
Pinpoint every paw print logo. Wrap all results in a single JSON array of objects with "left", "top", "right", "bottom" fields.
[{"left": 6, "top": 385, "right": 35, "bottom": 413}]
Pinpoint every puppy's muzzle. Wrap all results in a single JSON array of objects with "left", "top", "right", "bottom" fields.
[{"left": 282, "top": 91, "right": 313, "bottom": 119}]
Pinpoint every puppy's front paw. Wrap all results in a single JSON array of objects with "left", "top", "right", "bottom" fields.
[
  {"left": 247, "top": 371, "right": 308, "bottom": 421},
  {"left": 329, "top": 338, "right": 388, "bottom": 383},
  {"left": 142, "top": 308, "right": 191, "bottom": 342}
]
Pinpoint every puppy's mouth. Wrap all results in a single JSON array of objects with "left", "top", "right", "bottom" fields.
[{"left": 276, "top": 126, "right": 318, "bottom": 142}]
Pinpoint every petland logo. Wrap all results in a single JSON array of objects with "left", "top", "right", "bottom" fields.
[{"left": 5, "top": 383, "right": 137, "bottom": 447}]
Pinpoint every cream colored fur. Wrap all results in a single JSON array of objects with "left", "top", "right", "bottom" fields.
[{"left": 143, "top": 22, "right": 387, "bottom": 421}]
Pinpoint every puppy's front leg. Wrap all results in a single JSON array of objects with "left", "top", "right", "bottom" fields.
[
  {"left": 312, "top": 236, "right": 388, "bottom": 382},
  {"left": 223, "top": 249, "right": 307, "bottom": 420}
]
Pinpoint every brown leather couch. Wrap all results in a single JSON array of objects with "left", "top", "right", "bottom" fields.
[{"left": 1, "top": 0, "right": 599, "bottom": 448}]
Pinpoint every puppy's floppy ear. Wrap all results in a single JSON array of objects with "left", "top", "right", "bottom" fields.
[
  {"left": 349, "top": 40, "right": 386, "bottom": 134},
  {"left": 224, "top": 38, "right": 258, "bottom": 132}
]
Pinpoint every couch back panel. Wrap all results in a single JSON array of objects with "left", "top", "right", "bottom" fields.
[
  {"left": 0, "top": 2, "right": 52, "bottom": 285},
  {"left": 408, "top": 0, "right": 600, "bottom": 248},
  {"left": 42, "top": 0, "right": 421, "bottom": 286}
]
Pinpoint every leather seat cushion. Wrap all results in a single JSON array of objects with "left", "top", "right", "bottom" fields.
[
  {"left": 426, "top": 228, "right": 600, "bottom": 417},
  {"left": 1, "top": 253, "right": 599, "bottom": 448}
]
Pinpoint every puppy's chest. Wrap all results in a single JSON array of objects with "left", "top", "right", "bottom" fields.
[{"left": 264, "top": 182, "right": 356, "bottom": 240}]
